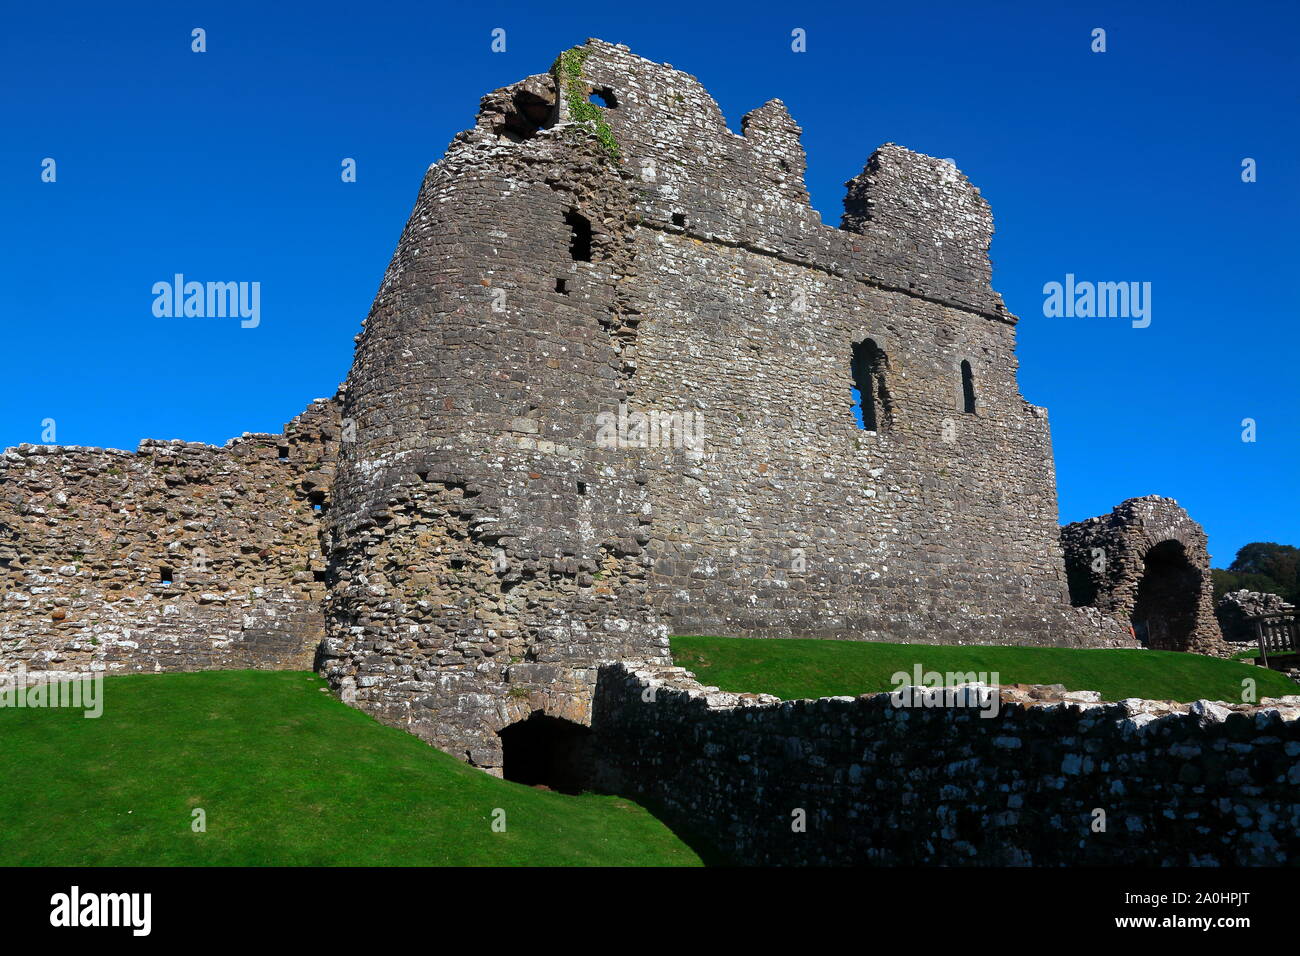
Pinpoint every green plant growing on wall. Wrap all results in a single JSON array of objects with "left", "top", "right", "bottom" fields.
[{"left": 557, "top": 47, "right": 620, "bottom": 161}]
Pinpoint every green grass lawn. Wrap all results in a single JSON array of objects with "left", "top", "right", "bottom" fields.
[
  {"left": 671, "top": 636, "right": 1298, "bottom": 704},
  {"left": 0, "top": 670, "right": 701, "bottom": 867}
]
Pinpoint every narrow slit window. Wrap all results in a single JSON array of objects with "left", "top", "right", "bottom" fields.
[
  {"left": 555, "top": 278, "right": 569, "bottom": 295},
  {"left": 850, "top": 338, "right": 894, "bottom": 432},
  {"left": 159, "top": 566, "right": 174, "bottom": 585},
  {"left": 565, "top": 210, "right": 592, "bottom": 262},
  {"left": 960, "top": 360, "right": 976, "bottom": 414}
]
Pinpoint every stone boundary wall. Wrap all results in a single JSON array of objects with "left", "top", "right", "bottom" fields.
[
  {"left": 591, "top": 662, "right": 1300, "bottom": 866},
  {"left": 0, "top": 398, "right": 341, "bottom": 677},
  {"left": 1217, "top": 589, "right": 1295, "bottom": 644}
]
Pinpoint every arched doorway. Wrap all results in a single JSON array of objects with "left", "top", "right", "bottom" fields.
[
  {"left": 499, "top": 712, "right": 593, "bottom": 793},
  {"left": 1131, "top": 540, "right": 1202, "bottom": 651}
]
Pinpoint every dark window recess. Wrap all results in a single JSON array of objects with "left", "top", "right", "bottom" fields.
[
  {"left": 159, "top": 567, "right": 174, "bottom": 585},
  {"left": 576, "top": 481, "right": 588, "bottom": 495},
  {"left": 309, "top": 491, "right": 327, "bottom": 512},
  {"left": 555, "top": 278, "right": 569, "bottom": 295},
  {"left": 671, "top": 213, "right": 686, "bottom": 228},
  {"left": 565, "top": 210, "right": 592, "bottom": 262},
  {"left": 589, "top": 87, "right": 618, "bottom": 109},
  {"left": 850, "top": 338, "right": 894, "bottom": 431},
  {"left": 277, "top": 446, "right": 289, "bottom": 460},
  {"left": 502, "top": 88, "right": 554, "bottom": 141},
  {"left": 960, "top": 360, "right": 977, "bottom": 414},
  {"left": 313, "top": 569, "right": 327, "bottom": 583}
]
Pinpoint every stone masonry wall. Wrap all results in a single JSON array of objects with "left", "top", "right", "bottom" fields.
[
  {"left": 320, "top": 39, "right": 1134, "bottom": 773},
  {"left": 1217, "top": 589, "right": 1295, "bottom": 645},
  {"left": 577, "top": 40, "right": 1121, "bottom": 646},
  {"left": 0, "top": 398, "right": 340, "bottom": 677},
  {"left": 1062, "top": 496, "right": 1228, "bottom": 655},
  {"left": 592, "top": 661, "right": 1300, "bottom": 866}
]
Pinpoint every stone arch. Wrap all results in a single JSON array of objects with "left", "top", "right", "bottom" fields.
[
  {"left": 1131, "top": 539, "right": 1203, "bottom": 651},
  {"left": 498, "top": 710, "right": 594, "bottom": 793}
]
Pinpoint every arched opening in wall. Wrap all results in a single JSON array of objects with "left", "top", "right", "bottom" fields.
[
  {"left": 499, "top": 712, "right": 594, "bottom": 794},
  {"left": 589, "top": 87, "right": 618, "bottom": 109},
  {"left": 960, "top": 360, "right": 976, "bottom": 414},
  {"left": 849, "top": 338, "right": 893, "bottom": 431},
  {"left": 565, "top": 210, "right": 592, "bottom": 262},
  {"left": 1131, "top": 540, "right": 1202, "bottom": 651}
]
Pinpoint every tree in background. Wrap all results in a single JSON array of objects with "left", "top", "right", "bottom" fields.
[{"left": 1212, "top": 542, "right": 1300, "bottom": 603}]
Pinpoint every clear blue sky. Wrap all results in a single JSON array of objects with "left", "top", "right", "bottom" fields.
[{"left": 2, "top": 0, "right": 1296, "bottom": 567}]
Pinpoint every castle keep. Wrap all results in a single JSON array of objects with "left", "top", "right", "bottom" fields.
[{"left": 5, "top": 40, "right": 1245, "bottom": 783}]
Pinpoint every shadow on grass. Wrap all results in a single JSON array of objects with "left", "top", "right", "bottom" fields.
[{"left": 595, "top": 789, "right": 732, "bottom": 866}]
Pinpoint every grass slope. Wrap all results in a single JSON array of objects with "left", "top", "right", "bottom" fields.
[
  {"left": 672, "top": 636, "right": 1297, "bottom": 704},
  {"left": 0, "top": 670, "right": 700, "bottom": 867}
]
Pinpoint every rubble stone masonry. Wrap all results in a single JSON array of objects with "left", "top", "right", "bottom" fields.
[
  {"left": 316, "top": 40, "right": 1135, "bottom": 772},
  {"left": 593, "top": 662, "right": 1300, "bottom": 866},
  {"left": 0, "top": 399, "right": 340, "bottom": 677},
  {"left": 2, "top": 41, "right": 1173, "bottom": 779}
]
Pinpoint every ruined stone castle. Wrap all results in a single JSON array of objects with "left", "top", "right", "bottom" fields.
[{"left": 1, "top": 40, "right": 1236, "bottom": 784}]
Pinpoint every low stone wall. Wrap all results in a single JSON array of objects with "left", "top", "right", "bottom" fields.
[
  {"left": 1216, "top": 589, "right": 1295, "bottom": 644},
  {"left": 0, "top": 398, "right": 341, "bottom": 677},
  {"left": 591, "top": 662, "right": 1300, "bottom": 866}
]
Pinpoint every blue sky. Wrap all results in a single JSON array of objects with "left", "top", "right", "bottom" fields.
[{"left": 2, "top": 0, "right": 1296, "bottom": 567}]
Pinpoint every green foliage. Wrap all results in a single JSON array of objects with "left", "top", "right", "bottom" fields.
[
  {"left": 1211, "top": 541, "right": 1300, "bottom": 603},
  {"left": 0, "top": 671, "right": 700, "bottom": 866},
  {"left": 1223, "top": 542, "right": 1300, "bottom": 603},
  {"left": 557, "top": 47, "right": 620, "bottom": 160},
  {"left": 1212, "top": 568, "right": 1287, "bottom": 602},
  {"left": 672, "top": 636, "right": 1296, "bottom": 704}
]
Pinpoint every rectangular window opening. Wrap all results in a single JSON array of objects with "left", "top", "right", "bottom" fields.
[{"left": 565, "top": 210, "right": 592, "bottom": 262}]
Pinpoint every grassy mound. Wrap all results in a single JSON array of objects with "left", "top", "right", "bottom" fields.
[
  {"left": 671, "top": 636, "right": 1297, "bottom": 704},
  {"left": 0, "top": 670, "right": 700, "bottom": 867}
]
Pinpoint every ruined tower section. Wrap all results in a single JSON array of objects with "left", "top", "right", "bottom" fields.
[
  {"left": 1061, "top": 497, "right": 1229, "bottom": 655},
  {"left": 564, "top": 40, "right": 1131, "bottom": 646},
  {"left": 321, "top": 40, "right": 1135, "bottom": 773},
  {"left": 319, "top": 57, "right": 671, "bottom": 774},
  {"left": 0, "top": 399, "right": 340, "bottom": 677}
]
